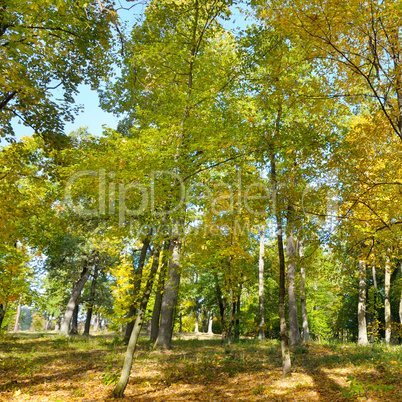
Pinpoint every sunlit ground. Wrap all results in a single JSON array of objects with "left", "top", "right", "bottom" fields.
[{"left": 0, "top": 331, "right": 400, "bottom": 401}]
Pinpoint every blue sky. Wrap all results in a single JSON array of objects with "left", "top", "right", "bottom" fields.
[{"left": 9, "top": 1, "right": 251, "bottom": 143}]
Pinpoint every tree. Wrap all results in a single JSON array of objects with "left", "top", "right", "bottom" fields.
[
  {"left": 0, "top": 0, "right": 116, "bottom": 144},
  {"left": 57, "top": 246, "right": 98, "bottom": 336},
  {"left": 357, "top": 260, "right": 368, "bottom": 345},
  {"left": 258, "top": 226, "right": 265, "bottom": 340},
  {"left": 265, "top": 0, "right": 402, "bottom": 144},
  {"left": 101, "top": 0, "right": 239, "bottom": 350},
  {"left": 113, "top": 240, "right": 162, "bottom": 398}
]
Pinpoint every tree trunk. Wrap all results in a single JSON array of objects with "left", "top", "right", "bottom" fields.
[
  {"left": 369, "top": 265, "right": 378, "bottom": 346},
  {"left": 150, "top": 242, "right": 170, "bottom": 345},
  {"left": 287, "top": 235, "right": 300, "bottom": 345},
  {"left": 258, "top": 226, "right": 265, "bottom": 341},
  {"left": 234, "top": 291, "right": 241, "bottom": 340},
  {"left": 155, "top": 237, "right": 182, "bottom": 349},
  {"left": 46, "top": 316, "right": 52, "bottom": 331},
  {"left": 194, "top": 298, "right": 199, "bottom": 333},
  {"left": 93, "top": 311, "right": 100, "bottom": 332},
  {"left": 113, "top": 245, "right": 161, "bottom": 398},
  {"left": 59, "top": 255, "right": 94, "bottom": 336},
  {"left": 13, "top": 296, "right": 22, "bottom": 333},
  {"left": 384, "top": 255, "right": 392, "bottom": 345},
  {"left": 357, "top": 260, "right": 368, "bottom": 345},
  {"left": 124, "top": 232, "right": 151, "bottom": 344},
  {"left": 270, "top": 148, "right": 291, "bottom": 378},
  {"left": 277, "top": 226, "right": 292, "bottom": 377},
  {"left": 214, "top": 274, "right": 227, "bottom": 343},
  {"left": 208, "top": 311, "right": 213, "bottom": 334},
  {"left": 299, "top": 241, "right": 310, "bottom": 343},
  {"left": 178, "top": 304, "right": 183, "bottom": 333},
  {"left": 0, "top": 302, "right": 8, "bottom": 329},
  {"left": 84, "top": 264, "right": 99, "bottom": 336},
  {"left": 70, "top": 304, "right": 79, "bottom": 335},
  {"left": 399, "top": 263, "right": 402, "bottom": 326},
  {"left": 202, "top": 307, "right": 207, "bottom": 332},
  {"left": 227, "top": 286, "right": 233, "bottom": 346},
  {"left": 54, "top": 316, "right": 61, "bottom": 332}
]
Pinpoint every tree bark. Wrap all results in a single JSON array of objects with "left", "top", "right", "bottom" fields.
[
  {"left": 384, "top": 255, "right": 392, "bottom": 345},
  {"left": 84, "top": 264, "right": 99, "bottom": 336},
  {"left": 113, "top": 245, "right": 161, "bottom": 398},
  {"left": 287, "top": 235, "right": 300, "bottom": 345},
  {"left": 369, "top": 265, "right": 378, "bottom": 346},
  {"left": 357, "top": 260, "right": 368, "bottom": 345},
  {"left": 227, "top": 285, "right": 233, "bottom": 346},
  {"left": 150, "top": 241, "right": 170, "bottom": 345},
  {"left": 45, "top": 316, "right": 52, "bottom": 331},
  {"left": 54, "top": 315, "right": 61, "bottom": 332},
  {"left": 258, "top": 226, "right": 265, "bottom": 341},
  {"left": 0, "top": 302, "right": 8, "bottom": 329},
  {"left": 298, "top": 241, "right": 310, "bottom": 343},
  {"left": 234, "top": 291, "right": 241, "bottom": 340},
  {"left": 194, "top": 298, "right": 199, "bottom": 333},
  {"left": 202, "top": 307, "right": 207, "bottom": 332},
  {"left": 399, "top": 263, "right": 402, "bottom": 326},
  {"left": 178, "top": 304, "right": 183, "bottom": 333},
  {"left": 12, "top": 296, "right": 22, "bottom": 333},
  {"left": 70, "top": 304, "right": 79, "bottom": 335},
  {"left": 93, "top": 311, "right": 100, "bottom": 332},
  {"left": 214, "top": 274, "right": 227, "bottom": 343},
  {"left": 155, "top": 237, "right": 181, "bottom": 349},
  {"left": 59, "top": 255, "right": 94, "bottom": 336},
  {"left": 208, "top": 311, "right": 213, "bottom": 334},
  {"left": 270, "top": 148, "right": 291, "bottom": 378},
  {"left": 124, "top": 232, "right": 151, "bottom": 344}
]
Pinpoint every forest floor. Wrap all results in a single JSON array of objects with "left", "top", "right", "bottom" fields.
[{"left": 0, "top": 331, "right": 401, "bottom": 401}]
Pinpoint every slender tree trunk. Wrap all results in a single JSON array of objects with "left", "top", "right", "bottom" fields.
[
  {"left": 221, "top": 297, "right": 227, "bottom": 344},
  {"left": 287, "top": 235, "right": 300, "bottom": 345},
  {"left": 208, "top": 311, "right": 213, "bottom": 334},
  {"left": 124, "top": 232, "right": 151, "bottom": 344},
  {"left": 150, "top": 242, "right": 170, "bottom": 345},
  {"left": 227, "top": 286, "right": 233, "bottom": 346},
  {"left": 155, "top": 237, "right": 181, "bottom": 349},
  {"left": 194, "top": 298, "right": 199, "bottom": 333},
  {"left": 59, "top": 256, "right": 94, "bottom": 336},
  {"left": 70, "top": 304, "right": 79, "bottom": 335},
  {"left": 298, "top": 241, "right": 310, "bottom": 343},
  {"left": 0, "top": 302, "right": 8, "bottom": 329},
  {"left": 84, "top": 265, "right": 99, "bottom": 336},
  {"left": 232, "top": 301, "right": 237, "bottom": 339},
  {"left": 234, "top": 290, "right": 241, "bottom": 340},
  {"left": 399, "top": 263, "right": 402, "bottom": 325},
  {"left": 13, "top": 296, "right": 22, "bottom": 333},
  {"left": 93, "top": 311, "right": 100, "bottom": 332},
  {"left": 54, "top": 319, "right": 60, "bottom": 332},
  {"left": 277, "top": 227, "right": 291, "bottom": 377},
  {"left": 45, "top": 316, "right": 52, "bottom": 331},
  {"left": 270, "top": 147, "right": 291, "bottom": 378},
  {"left": 201, "top": 307, "right": 207, "bottom": 332},
  {"left": 258, "top": 226, "right": 265, "bottom": 341},
  {"left": 357, "top": 260, "right": 368, "bottom": 345},
  {"left": 384, "top": 255, "right": 392, "bottom": 345},
  {"left": 178, "top": 304, "right": 183, "bottom": 333},
  {"left": 370, "top": 265, "right": 378, "bottom": 346},
  {"left": 214, "top": 275, "right": 227, "bottom": 343},
  {"left": 113, "top": 245, "right": 161, "bottom": 398}
]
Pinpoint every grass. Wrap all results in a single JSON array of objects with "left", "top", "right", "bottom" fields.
[{"left": 0, "top": 331, "right": 401, "bottom": 401}]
